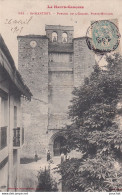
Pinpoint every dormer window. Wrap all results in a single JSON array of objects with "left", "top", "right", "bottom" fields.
[
  {"left": 52, "top": 32, "right": 58, "bottom": 42},
  {"left": 62, "top": 33, "right": 67, "bottom": 43}
]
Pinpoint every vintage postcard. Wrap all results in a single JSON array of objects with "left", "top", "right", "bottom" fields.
[{"left": 0, "top": 0, "right": 122, "bottom": 193}]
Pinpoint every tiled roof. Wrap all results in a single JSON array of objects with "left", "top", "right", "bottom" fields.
[{"left": 17, "top": 35, "right": 48, "bottom": 39}]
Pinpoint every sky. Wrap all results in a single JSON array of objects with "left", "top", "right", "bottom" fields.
[{"left": 0, "top": 0, "right": 122, "bottom": 67}]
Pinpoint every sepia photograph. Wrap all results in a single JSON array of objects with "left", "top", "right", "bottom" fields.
[{"left": 0, "top": 0, "right": 122, "bottom": 193}]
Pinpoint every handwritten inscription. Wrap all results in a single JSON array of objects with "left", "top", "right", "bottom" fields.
[{"left": 5, "top": 16, "right": 33, "bottom": 35}]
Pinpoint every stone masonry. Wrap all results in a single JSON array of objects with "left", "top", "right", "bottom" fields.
[{"left": 17, "top": 25, "right": 95, "bottom": 158}]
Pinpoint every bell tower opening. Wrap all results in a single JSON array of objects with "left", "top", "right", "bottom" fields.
[
  {"left": 45, "top": 25, "right": 74, "bottom": 43},
  {"left": 62, "top": 32, "right": 68, "bottom": 43},
  {"left": 52, "top": 32, "right": 58, "bottom": 42}
]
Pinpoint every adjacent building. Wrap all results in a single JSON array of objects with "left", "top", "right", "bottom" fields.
[
  {"left": 0, "top": 35, "right": 32, "bottom": 191},
  {"left": 17, "top": 25, "right": 95, "bottom": 158}
]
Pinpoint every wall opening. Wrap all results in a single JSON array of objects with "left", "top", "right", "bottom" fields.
[
  {"left": 53, "top": 136, "right": 66, "bottom": 156},
  {"left": 62, "top": 33, "right": 67, "bottom": 43},
  {"left": 52, "top": 32, "right": 58, "bottom": 42}
]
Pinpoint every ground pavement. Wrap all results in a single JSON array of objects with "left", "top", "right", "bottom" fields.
[{"left": 19, "top": 157, "right": 62, "bottom": 192}]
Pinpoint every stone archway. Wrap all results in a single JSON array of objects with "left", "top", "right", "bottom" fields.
[
  {"left": 53, "top": 136, "right": 66, "bottom": 156},
  {"left": 49, "top": 132, "right": 66, "bottom": 157}
]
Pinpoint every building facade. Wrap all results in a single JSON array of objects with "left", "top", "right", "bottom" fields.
[
  {"left": 0, "top": 35, "right": 32, "bottom": 191},
  {"left": 17, "top": 25, "right": 95, "bottom": 158}
]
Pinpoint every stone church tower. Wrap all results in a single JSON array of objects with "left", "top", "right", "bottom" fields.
[{"left": 17, "top": 25, "right": 95, "bottom": 158}]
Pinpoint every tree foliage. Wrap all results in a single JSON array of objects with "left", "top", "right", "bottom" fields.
[
  {"left": 59, "top": 53, "right": 122, "bottom": 192},
  {"left": 36, "top": 167, "right": 58, "bottom": 192}
]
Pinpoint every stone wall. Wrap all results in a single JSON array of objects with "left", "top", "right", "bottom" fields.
[
  {"left": 48, "top": 71, "right": 73, "bottom": 129},
  {"left": 18, "top": 36, "right": 49, "bottom": 158},
  {"left": 17, "top": 30, "right": 95, "bottom": 158},
  {"left": 73, "top": 37, "right": 95, "bottom": 87}
]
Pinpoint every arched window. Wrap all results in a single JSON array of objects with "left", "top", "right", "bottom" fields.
[
  {"left": 62, "top": 32, "right": 68, "bottom": 43},
  {"left": 52, "top": 32, "right": 58, "bottom": 42}
]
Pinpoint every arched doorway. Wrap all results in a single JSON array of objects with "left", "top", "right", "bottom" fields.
[{"left": 53, "top": 136, "right": 66, "bottom": 156}]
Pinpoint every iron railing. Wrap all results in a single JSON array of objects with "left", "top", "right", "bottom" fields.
[
  {"left": 13, "top": 127, "right": 20, "bottom": 147},
  {"left": 13, "top": 127, "right": 24, "bottom": 147}
]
